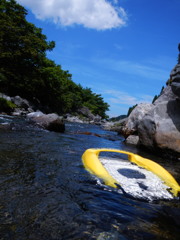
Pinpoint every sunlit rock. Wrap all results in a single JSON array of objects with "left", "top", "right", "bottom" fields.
[{"left": 27, "top": 112, "right": 65, "bottom": 132}]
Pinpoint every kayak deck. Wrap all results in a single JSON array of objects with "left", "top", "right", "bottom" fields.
[{"left": 82, "top": 148, "right": 180, "bottom": 197}]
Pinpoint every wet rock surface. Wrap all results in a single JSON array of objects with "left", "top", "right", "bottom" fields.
[{"left": 27, "top": 112, "right": 65, "bottom": 133}]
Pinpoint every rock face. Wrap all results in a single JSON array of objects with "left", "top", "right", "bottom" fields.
[
  {"left": 11, "top": 95, "right": 34, "bottom": 115},
  {"left": 138, "top": 96, "right": 180, "bottom": 153},
  {"left": 120, "top": 64, "right": 180, "bottom": 158},
  {"left": 125, "top": 135, "right": 139, "bottom": 145},
  {"left": 78, "top": 107, "right": 95, "bottom": 120},
  {"left": 77, "top": 106, "right": 102, "bottom": 124},
  {"left": 120, "top": 103, "right": 153, "bottom": 138},
  {"left": 170, "top": 64, "right": 180, "bottom": 98},
  {"left": 27, "top": 112, "right": 65, "bottom": 133}
]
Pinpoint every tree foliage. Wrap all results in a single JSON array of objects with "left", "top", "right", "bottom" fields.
[
  {"left": 0, "top": 0, "right": 109, "bottom": 118},
  {"left": 127, "top": 104, "right": 137, "bottom": 116},
  {"left": 152, "top": 86, "right": 164, "bottom": 103},
  {"left": 0, "top": 97, "right": 16, "bottom": 113}
]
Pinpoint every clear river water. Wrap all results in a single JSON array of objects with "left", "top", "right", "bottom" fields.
[{"left": 0, "top": 115, "right": 180, "bottom": 240}]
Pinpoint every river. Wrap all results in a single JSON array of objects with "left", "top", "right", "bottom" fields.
[{"left": 0, "top": 115, "right": 180, "bottom": 240}]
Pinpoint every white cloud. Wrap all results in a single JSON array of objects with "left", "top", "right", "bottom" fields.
[
  {"left": 104, "top": 89, "right": 153, "bottom": 105},
  {"left": 17, "top": 0, "right": 127, "bottom": 30},
  {"left": 93, "top": 58, "right": 169, "bottom": 80}
]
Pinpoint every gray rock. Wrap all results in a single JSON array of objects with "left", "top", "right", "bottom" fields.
[
  {"left": 126, "top": 103, "right": 153, "bottom": 131},
  {"left": 102, "top": 118, "right": 127, "bottom": 131},
  {"left": 120, "top": 103, "right": 153, "bottom": 138},
  {"left": 65, "top": 115, "right": 85, "bottom": 123},
  {"left": 102, "top": 121, "right": 116, "bottom": 130},
  {"left": 27, "top": 112, "right": 65, "bottom": 133},
  {"left": 11, "top": 96, "right": 31, "bottom": 109},
  {"left": 46, "top": 118, "right": 65, "bottom": 132},
  {"left": 0, "top": 93, "right": 11, "bottom": 101},
  {"left": 78, "top": 106, "right": 95, "bottom": 120},
  {"left": 169, "top": 64, "right": 180, "bottom": 98},
  {"left": 138, "top": 98, "right": 180, "bottom": 153},
  {"left": 93, "top": 114, "right": 102, "bottom": 124},
  {"left": 125, "top": 135, "right": 139, "bottom": 145},
  {"left": 154, "top": 86, "right": 177, "bottom": 104},
  {"left": 77, "top": 106, "right": 102, "bottom": 123}
]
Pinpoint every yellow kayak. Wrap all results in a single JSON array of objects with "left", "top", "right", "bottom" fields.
[{"left": 82, "top": 148, "right": 180, "bottom": 197}]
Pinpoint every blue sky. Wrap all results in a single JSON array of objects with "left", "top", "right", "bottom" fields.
[{"left": 17, "top": 0, "right": 180, "bottom": 117}]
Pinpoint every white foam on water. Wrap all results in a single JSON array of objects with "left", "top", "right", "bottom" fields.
[{"left": 100, "top": 157, "right": 173, "bottom": 201}]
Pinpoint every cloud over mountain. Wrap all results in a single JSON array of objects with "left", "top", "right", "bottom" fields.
[{"left": 17, "top": 0, "right": 127, "bottom": 30}]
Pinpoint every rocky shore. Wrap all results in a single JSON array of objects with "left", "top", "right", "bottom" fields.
[{"left": 0, "top": 94, "right": 104, "bottom": 133}]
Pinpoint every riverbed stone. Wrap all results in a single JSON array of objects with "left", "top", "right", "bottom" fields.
[
  {"left": 125, "top": 135, "right": 139, "bottom": 145},
  {"left": 27, "top": 112, "right": 65, "bottom": 132}
]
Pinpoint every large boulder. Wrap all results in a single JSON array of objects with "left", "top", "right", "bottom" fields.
[
  {"left": 119, "top": 103, "right": 153, "bottom": 138},
  {"left": 138, "top": 97, "right": 180, "bottom": 153},
  {"left": 130, "top": 83, "right": 180, "bottom": 156},
  {"left": 10, "top": 95, "right": 34, "bottom": 115},
  {"left": 119, "top": 78, "right": 180, "bottom": 157},
  {"left": 154, "top": 85, "right": 177, "bottom": 103},
  {"left": 11, "top": 96, "right": 30, "bottom": 109},
  {"left": 27, "top": 112, "right": 65, "bottom": 133},
  {"left": 78, "top": 106, "right": 95, "bottom": 120},
  {"left": 77, "top": 106, "right": 102, "bottom": 124}
]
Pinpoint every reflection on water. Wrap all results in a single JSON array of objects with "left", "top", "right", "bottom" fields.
[{"left": 0, "top": 117, "right": 180, "bottom": 239}]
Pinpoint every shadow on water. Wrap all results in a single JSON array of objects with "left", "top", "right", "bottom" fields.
[{"left": 0, "top": 118, "right": 180, "bottom": 239}]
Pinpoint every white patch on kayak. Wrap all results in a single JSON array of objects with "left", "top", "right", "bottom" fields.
[{"left": 100, "top": 157, "right": 173, "bottom": 201}]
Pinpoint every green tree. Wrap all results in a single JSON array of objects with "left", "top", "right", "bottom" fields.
[
  {"left": 0, "top": 0, "right": 109, "bottom": 119},
  {"left": 127, "top": 104, "right": 137, "bottom": 116},
  {"left": 80, "top": 87, "right": 109, "bottom": 119},
  {"left": 152, "top": 86, "right": 164, "bottom": 103},
  {"left": 0, "top": 0, "right": 55, "bottom": 97}
]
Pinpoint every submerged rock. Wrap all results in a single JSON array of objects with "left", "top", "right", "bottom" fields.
[
  {"left": 0, "top": 122, "right": 12, "bottom": 131},
  {"left": 46, "top": 118, "right": 65, "bottom": 132}
]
